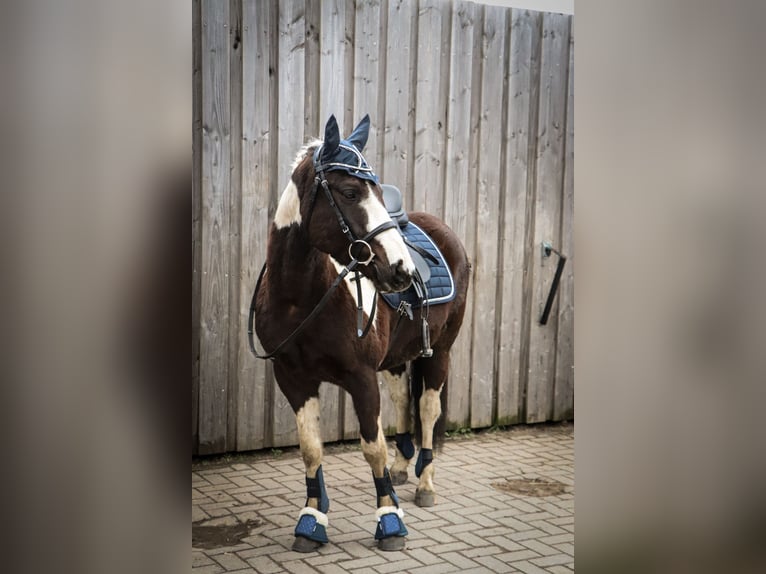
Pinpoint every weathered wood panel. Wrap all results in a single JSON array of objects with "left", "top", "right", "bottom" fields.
[
  {"left": 193, "top": 0, "right": 574, "bottom": 454},
  {"left": 383, "top": 0, "right": 417, "bottom": 196},
  {"left": 227, "top": 0, "right": 244, "bottom": 451},
  {"left": 526, "top": 13, "right": 570, "bottom": 423},
  {"left": 413, "top": 0, "right": 449, "bottom": 217},
  {"left": 470, "top": 5, "right": 507, "bottom": 429},
  {"left": 235, "top": 0, "right": 274, "bottom": 451},
  {"left": 304, "top": 0, "right": 321, "bottom": 137},
  {"left": 352, "top": 0, "right": 384, "bottom": 178},
  {"left": 496, "top": 9, "right": 542, "bottom": 425},
  {"left": 554, "top": 24, "right": 574, "bottom": 421},
  {"left": 443, "top": 0, "right": 478, "bottom": 430},
  {"left": 198, "top": 0, "right": 232, "bottom": 454},
  {"left": 192, "top": 0, "right": 202, "bottom": 454}
]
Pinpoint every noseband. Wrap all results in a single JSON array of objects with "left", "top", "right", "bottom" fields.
[{"left": 247, "top": 147, "right": 398, "bottom": 360}]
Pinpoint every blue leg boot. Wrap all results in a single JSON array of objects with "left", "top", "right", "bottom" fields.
[
  {"left": 391, "top": 432, "right": 415, "bottom": 485},
  {"left": 373, "top": 468, "right": 408, "bottom": 551},
  {"left": 414, "top": 448, "right": 433, "bottom": 478},
  {"left": 292, "top": 465, "right": 330, "bottom": 552},
  {"left": 414, "top": 449, "right": 435, "bottom": 507}
]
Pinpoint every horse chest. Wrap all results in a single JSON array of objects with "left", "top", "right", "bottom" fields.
[{"left": 329, "top": 257, "right": 378, "bottom": 324}]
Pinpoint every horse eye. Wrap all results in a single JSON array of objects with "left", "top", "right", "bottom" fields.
[{"left": 341, "top": 189, "right": 358, "bottom": 201}]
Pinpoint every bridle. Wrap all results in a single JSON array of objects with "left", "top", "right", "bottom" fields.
[
  {"left": 306, "top": 147, "right": 398, "bottom": 267},
  {"left": 247, "top": 146, "right": 399, "bottom": 360}
]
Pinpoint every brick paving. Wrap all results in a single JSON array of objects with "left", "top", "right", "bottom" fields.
[{"left": 192, "top": 423, "right": 573, "bottom": 573}]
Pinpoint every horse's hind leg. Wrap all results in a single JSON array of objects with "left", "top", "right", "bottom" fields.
[
  {"left": 413, "top": 352, "right": 450, "bottom": 508},
  {"left": 275, "top": 372, "right": 329, "bottom": 552},
  {"left": 382, "top": 366, "right": 414, "bottom": 485},
  {"left": 350, "top": 374, "right": 409, "bottom": 551}
]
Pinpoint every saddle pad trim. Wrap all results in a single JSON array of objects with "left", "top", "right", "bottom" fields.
[
  {"left": 381, "top": 222, "right": 455, "bottom": 309},
  {"left": 408, "top": 222, "right": 455, "bottom": 305}
]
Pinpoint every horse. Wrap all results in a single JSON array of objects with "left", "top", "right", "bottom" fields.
[{"left": 249, "top": 114, "right": 470, "bottom": 552}]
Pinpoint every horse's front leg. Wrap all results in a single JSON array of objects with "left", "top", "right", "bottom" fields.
[
  {"left": 275, "top": 371, "right": 329, "bottom": 553},
  {"left": 382, "top": 367, "right": 415, "bottom": 485},
  {"left": 351, "top": 375, "right": 408, "bottom": 551}
]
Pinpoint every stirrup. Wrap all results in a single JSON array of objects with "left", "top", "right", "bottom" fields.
[{"left": 420, "top": 317, "right": 433, "bottom": 357}]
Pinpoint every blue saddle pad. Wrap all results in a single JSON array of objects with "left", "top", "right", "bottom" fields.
[{"left": 382, "top": 222, "right": 456, "bottom": 310}]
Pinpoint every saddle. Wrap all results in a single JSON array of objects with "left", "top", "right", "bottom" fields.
[
  {"left": 379, "top": 185, "right": 457, "bottom": 357},
  {"left": 381, "top": 185, "right": 429, "bottom": 282}
]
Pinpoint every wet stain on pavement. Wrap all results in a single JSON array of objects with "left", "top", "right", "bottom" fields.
[
  {"left": 491, "top": 476, "right": 568, "bottom": 497},
  {"left": 192, "top": 518, "right": 263, "bottom": 549}
]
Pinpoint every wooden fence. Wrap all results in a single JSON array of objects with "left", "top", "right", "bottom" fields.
[{"left": 193, "top": 0, "right": 573, "bottom": 455}]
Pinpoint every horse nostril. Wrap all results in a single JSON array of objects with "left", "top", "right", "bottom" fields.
[{"left": 394, "top": 272, "right": 412, "bottom": 291}]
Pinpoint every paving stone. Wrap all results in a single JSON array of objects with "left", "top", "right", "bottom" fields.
[
  {"left": 514, "top": 560, "right": 553, "bottom": 574},
  {"left": 211, "top": 552, "right": 249, "bottom": 571},
  {"left": 192, "top": 424, "right": 574, "bottom": 573},
  {"left": 245, "top": 554, "right": 282, "bottom": 573},
  {"left": 530, "top": 553, "right": 574, "bottom": 568}
]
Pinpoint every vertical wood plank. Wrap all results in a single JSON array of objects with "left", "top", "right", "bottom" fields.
[
  {"left": 198, "top": 0, "right": 231, "bottom": 454},
  {"left": 227, "top": 0, "right": 243, "bottom": 451},
  {"left": 554, "top": 21, "right": 574, "bottom": 421},
  {"left": 304, "top": 0, "right": 321, "bottom": 137},
  {"left": 343, "top": 0, "right": 356, "bottom": 132},
  {"left": 526, "top": 13, "right": 570, "bottom": 423},
  {"left": 344, "top": 0, "right": 384, "bottom": 440},
  {"left": 236, "top": 0, "right": 274, "bottom": 451},
  {"left": 192, "top": 0, "right": 202, "bottom": 453},
  {"left": 277, "top": 0, "right": 307, "bottom": 191},
  {"left": 352, "top": 0, "right": 383, "bottom": 176},
  {"left": 496, "top": 9, "right": 542, "bottom": 426},
  {"left": 443, "top": 0, "right": 478, "bottom": 430},
  {"left": 412, "top": 0, "right": 449, "bottom": 217},
  {"left": 272, "top": 0, "right": 306, "bottom": 448},
  {"left": 383, "top": 0, "right": 417, "bottom": 194},
  {"left": 320, "top": 0, "right": 349, "bottom": 129},
  {"left": 469, "top": 5, "right": 507, "bottom": 429}
]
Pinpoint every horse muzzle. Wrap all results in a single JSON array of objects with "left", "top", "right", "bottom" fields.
[{"left": 374, "top": 260, "right": 413, "bottom": 294}]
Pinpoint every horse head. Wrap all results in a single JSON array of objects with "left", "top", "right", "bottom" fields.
[{"left": 284, "top": 115, "right": 415, "bottom": 294}]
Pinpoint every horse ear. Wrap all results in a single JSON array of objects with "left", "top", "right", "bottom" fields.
[
  {"left": 346, "top": 114, "right": 370, "bottom": 151},
  {"left": 323, "top": 115, "right": 340, "bottom": 157}
]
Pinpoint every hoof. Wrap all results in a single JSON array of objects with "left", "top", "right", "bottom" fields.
[
  {"left": 292, "top": 536, "right": 323, "bottom": 553},
  {"left": 414, "top": 489, "right": 435, "bottom": 507},
  {"left": 378, "top": 536, "right": 406, "bottom": 551},
  {"left": 390, "top": 470, "right": 408, "bottom": 486}
]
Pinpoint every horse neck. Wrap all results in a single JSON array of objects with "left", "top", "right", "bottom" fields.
[{"left": 265, "top": 224, "right": 331, "bottom": 302}]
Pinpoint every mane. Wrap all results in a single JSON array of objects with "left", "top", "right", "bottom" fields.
[
  {"left": 289, "top": 138, "right": 323, "bottom": 175},
  {"left": 274, "top": 139, "right": 324, "bottom": 229}
]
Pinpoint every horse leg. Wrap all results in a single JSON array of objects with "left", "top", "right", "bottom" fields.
[
  {"left": 350, "top": 377, "right": 409, "bottom": 551},
  {"left": 381, "top": 366, "right": 415, "bottom": 485},
  {"left": 275, "top": 373, "right": 329, "bottom": 553},
  {"left": 413, "top": 353, "right": 449, "bottom": 508}
]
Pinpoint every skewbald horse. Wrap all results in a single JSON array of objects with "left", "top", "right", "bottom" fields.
[{"left": 251, "top": 114, "right": 470, "bottom": 551}]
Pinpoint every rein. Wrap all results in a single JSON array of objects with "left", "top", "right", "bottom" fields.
[{"left": 247, "top": 154, "right": 397, "bottom": 361}]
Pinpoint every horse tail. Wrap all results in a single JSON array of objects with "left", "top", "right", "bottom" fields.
[
  {"left": 435, "top": 374, "right": 448, "bottom": 452},
  {"left": 410, "top": 357, "right": 448, "bottom": 453}
]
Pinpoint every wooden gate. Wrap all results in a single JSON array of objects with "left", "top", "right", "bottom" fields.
[{"left": 193, "top": 0, "right": 573, "bottom": 454}]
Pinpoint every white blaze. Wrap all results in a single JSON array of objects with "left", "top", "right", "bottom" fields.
[
  {"left": 362, "top": 183, "right": 416, "bottom": 273},
  {"left": 274, "top": 180, "right": 302, "bottom": 228}
]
